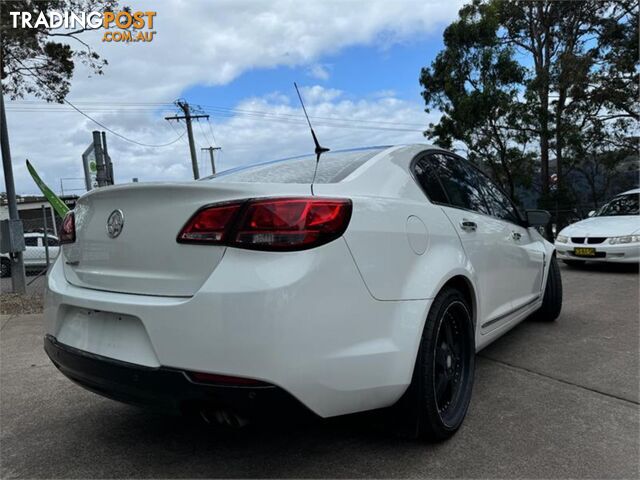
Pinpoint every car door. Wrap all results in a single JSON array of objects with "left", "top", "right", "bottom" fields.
[
  {"left": 34, "top": 236, "right": 48, "bottom": 266},
  {"left": 23, "top": 236, "right": 40, "bottom": 267},
  {"left": 418, "top": 153, "right": 515, "bottom": 326},
  {"left": 474, "top": 172, "right": 545, "bottom": 315}
]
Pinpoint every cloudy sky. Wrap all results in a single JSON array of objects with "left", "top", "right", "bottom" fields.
[{"left": 3, "top": 0, "right": 464, "bottom": 195}]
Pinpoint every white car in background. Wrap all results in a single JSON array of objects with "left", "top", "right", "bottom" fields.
[
  {"left": 0, "top": 232, "right": 59, "bottom": 278},
  {"left": 555, "top": 188, "right": 640, "bottom": 265},
  {"left": 43, "top": 145, "right": 561, "bottom": 440}
]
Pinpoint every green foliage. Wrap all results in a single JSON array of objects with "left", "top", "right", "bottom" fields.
[
  {"left": 420, "top": 0, "right": 533, "bottom": 202},
  {"left": 1, "top": 0, "right": 118, "bottom": 102},
  {"left": 420, "top": 0, "right": 638, "bottom": 211}
]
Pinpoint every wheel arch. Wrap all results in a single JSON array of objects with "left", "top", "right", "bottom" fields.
[
  {"left": 437, "top": 274, "right": 477, "bottom": 329},
  {"left": 396, "top": 271, "right": 478, "bottom": 425}
]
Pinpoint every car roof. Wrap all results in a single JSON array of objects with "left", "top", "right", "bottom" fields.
[
  {"left": 208, "top": 144, "right": 440, "bottom": 179},
  {"left": 618, "top": 188, "right": 640, "bottom": 196}
]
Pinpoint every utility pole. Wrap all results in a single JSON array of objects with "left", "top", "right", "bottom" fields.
[
  {"left": 0, "top": 89, "right": 26, "bottom": 293},
  {"left": 201, "top": 146, "right": 221, "bottom": 175},
  {"left": 165, "top": 101, "right": 209, "bottom": 179}
]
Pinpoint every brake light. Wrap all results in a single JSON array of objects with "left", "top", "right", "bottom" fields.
[
  {"left": 233, "top": 198, "right": 351, "bottom": 250},
  {"left": 177, "top": 202, "right": 242, "bottom": 243},
  {"left": 177, "top": 197, "right": 352, "bottom": 251},
  {"left": 60, "top": 212, "right": 75, "bottom": 244}
]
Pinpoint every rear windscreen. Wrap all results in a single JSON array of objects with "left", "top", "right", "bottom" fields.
[{"left": 207, "top": 147, "right": 387, "bottom": 184}]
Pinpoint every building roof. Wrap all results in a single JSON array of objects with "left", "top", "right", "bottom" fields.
[{"left": 0, "top": 194, "right": 78, "bottom": 207}]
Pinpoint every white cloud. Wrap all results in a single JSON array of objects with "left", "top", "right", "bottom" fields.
[
  {"left": 213, "top": 86, "right": 437, "bottom": 170},
  {"left": 371, "top": 89, "right": 397, "bottom": 98},
  {"left": 2, "top": 0, "right": 461, "bottom": 194},
  {"left": 299, "top": 85, "right": 342, "bottom": 103},
  {"left": 62, "top": 0, "right": 463, "bottom": 102},
  {"left": 308, "top": 64, "right": 331, "bottom": 81},
  {"left": 6, "top": 86, "right": 438, "bottom": 193}
]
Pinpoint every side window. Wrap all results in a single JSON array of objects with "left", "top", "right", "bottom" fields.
[
  {"left": 24, "top": 237, "right": 38, "bottom": 247},
  {"left": 47, "top": 237, "right": 59, "bottom": 247},
  {"left": 475, "top": 173, "right": 521, "bottom": 224},
  {"left": 427, "top": 153, "right": 490, "bottom": 215},
  {"left": 413, "top": 156, "right": 449, "bottom": 204}
]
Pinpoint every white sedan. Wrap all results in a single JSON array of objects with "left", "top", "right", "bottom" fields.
[
  {"left": 43, "top": 144, "right": 561, "bottom": 440},
  {"left": 1, "top": 232, "right": 59, "bottom": 277},
  {"left": 555, "top": 188, "right": 640, "bottom": 265}
]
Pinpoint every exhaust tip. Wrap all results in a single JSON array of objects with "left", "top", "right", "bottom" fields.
[{"left": 200, "top": 408, "right": 249, "bottom": 429}]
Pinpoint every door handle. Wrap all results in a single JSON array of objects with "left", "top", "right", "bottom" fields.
[
  {"left": 460, "top": 220, "right": 477, "bottom": 232},
  {"left": 512, "top": 231, "right": 522, "bottom": 241}
]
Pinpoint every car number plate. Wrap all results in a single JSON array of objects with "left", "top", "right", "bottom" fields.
[{"left": 574, "top": 247, "right": 596, "bottom": 257}]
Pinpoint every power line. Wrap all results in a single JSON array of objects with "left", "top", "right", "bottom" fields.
[
  {"left": 8, "top": 105, "right": 423, "bottom": 132},
  {"left": 165, "top": 117, "right": 190, "bottom": 147},
  {"left": 206, "top": 118, "right": 219, "bottom": 146},
  {"left": 5, "top": 55, "right": 188, "bottom": 148},
  {"left": 196, "top": 116, "right": 217, "bottom": 148},
  {"left": 199, "top": 104, "right": 426, "bottom": 128},
  {"left": 8, "top": 108, "right": 424, "bottom": 134},
  {"left": 8, "top": 99, "right": 427, "bottom": 129}
]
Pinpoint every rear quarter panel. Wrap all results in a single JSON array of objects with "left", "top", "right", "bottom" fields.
[
  {"left": 342, "top": 196, "right": 471, "bottom": 302},
  {"left": 315, "top": 146, "right": 474, "bottom": 303}
]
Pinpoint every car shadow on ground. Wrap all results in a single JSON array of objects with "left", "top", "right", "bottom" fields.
[
  {"left": 561, "top": 261, "right": 639, "bottom": 274},
  {"left": 114, "top": 399, "right": 402, "bottom": 447},
  {"left": 69, "top": 403, "right": 426, "bottom": 477}
]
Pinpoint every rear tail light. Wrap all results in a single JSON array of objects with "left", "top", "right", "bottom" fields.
[
  {"left": 177, "top": 197, "right": 352, "bottom": 251},
  {"left": 60, "top": 211, "right": 75, "bottom": 244},
  {"left": 177, "top": 202, "right": 241, "bottom": 243}
]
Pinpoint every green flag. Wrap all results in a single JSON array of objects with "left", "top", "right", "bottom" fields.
[{"left": 26, "top": 160, "right": 70, "bottom": 218}]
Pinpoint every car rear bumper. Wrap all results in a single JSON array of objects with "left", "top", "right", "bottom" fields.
[
  {"left": 555, "top": 243, "right": 640, "bottom": 263},
  {"left": 44, "top": 334, "right": 308, "bottom": 418},
  {"left": 44, "top": 239, "right": 430, "bottom": 418}
]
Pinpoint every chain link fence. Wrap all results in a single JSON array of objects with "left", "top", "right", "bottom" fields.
[
  {"left": 21, "top": 216, "right": 59, "bottom": 273},
  {"left": 1, "top": 207, "right": 60, "bottom": 294}
]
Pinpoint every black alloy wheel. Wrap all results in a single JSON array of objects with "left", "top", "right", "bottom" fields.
[
  {"left": 432, "top": 300, "right": 473, "bottom": 428},
  {"left": 395, "top": 287, "right": 475, "bottom": 441}
]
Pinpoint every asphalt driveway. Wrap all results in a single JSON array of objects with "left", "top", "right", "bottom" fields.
[{"left": 1, "top": 263, "right": 638, "bottom": 478}]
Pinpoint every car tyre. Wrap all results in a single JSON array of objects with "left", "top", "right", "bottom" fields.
[
  {"left": 395, "top": 287, "right": 475, "bottom": 441},
  {"left": 0, "top": 259, "right": 10, "bottom": 278},
  {"left": 562, "top": 259, "right": 585, "bottom": 267},
  {"left": 535, "top": 256, "right": 563, "bottom": 321}
]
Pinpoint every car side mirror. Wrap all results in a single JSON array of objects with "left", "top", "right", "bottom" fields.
[
  {"left": 526, "top": 209, "right": 551, "bottom": 227},
  {"left": 587, "top": 210, "right": 595, "bottom": 217}
]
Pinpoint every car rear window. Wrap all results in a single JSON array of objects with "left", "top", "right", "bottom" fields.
[{"left": 207, "top": 147, "right": 387, "bottom": 184}]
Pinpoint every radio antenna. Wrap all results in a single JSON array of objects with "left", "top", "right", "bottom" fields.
[{"left": 294, "top": 82, "right": 329, "bottom": 194}]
